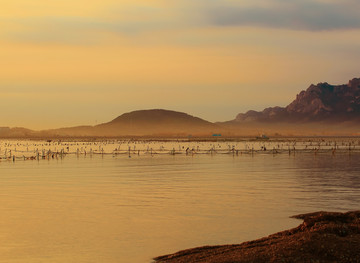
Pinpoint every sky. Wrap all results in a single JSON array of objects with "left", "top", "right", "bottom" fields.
[{"left": 1, "top": 0, "right": 360, "bottom": 129}]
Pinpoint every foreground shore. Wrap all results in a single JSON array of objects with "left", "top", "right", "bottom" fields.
[{"left": 154, "top": 211, "right": 360, "bottom": 263}]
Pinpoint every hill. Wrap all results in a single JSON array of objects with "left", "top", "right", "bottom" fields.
[
  {"left": 42, "top": 109, "right": 221, "bottom": 137},
  {"left": 0, "top": 127, "right": 37, "bottom": 138},
  {"left": 94, "top": 109, "right": 220, "bottom": 136}
]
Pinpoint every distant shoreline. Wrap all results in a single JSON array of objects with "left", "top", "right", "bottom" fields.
[{"left": 1, "top": 135, "right": 360, "bottom": 141}]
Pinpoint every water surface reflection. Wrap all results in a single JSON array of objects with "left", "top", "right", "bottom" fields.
[{"left": 0, "top": 152, "right": 359, "bottom": 262}]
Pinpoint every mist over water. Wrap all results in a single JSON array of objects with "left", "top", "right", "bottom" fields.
[{"left": 0, "top": 140, "right": 359, "bottom": 263}]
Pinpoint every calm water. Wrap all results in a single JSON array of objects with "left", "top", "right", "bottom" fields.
[{"left": 0, "top": 143, "right": 359, "bottom": 262}]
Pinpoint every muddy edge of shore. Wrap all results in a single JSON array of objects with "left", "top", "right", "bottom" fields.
[{"left": 154, "top": 211, "right": 360, "bottom": 263}]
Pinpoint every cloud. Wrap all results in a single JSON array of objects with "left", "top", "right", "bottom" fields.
[
  {"left": 1, "top": 5, "right": 187, "bottom": 45},
  {"left": 201, "top": 0, "right": 360, "bottom": 31},
  {"left": 2, "top": 0, "right": 360, "bottom": 47}
]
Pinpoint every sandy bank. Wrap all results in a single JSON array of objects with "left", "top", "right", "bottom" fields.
[{"left": 154, "top": 211, "right": 360, "bottom": 263}]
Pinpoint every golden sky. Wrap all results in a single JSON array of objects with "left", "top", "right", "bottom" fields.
[{"left": 1, "top": 0, "right": 360, "bottom": 129}]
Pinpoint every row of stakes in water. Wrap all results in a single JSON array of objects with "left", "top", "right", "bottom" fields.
[
  {"left": 0, "top": 143, "right": 358, "bottom": 162},
  {"left": 1, "top": 149, "right": 67, "bottom": 161}
]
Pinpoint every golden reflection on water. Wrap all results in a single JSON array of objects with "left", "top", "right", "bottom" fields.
[{"left": 0, "top": 150, "right": 359, "bottom": 263}]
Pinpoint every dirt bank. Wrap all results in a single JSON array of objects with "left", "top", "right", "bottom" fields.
[{"left": 154, "top": 211, "right": 360, "bottom": 263}]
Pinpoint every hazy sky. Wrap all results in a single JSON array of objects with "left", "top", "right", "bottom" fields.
[{"left": 1, "top": 0, "right": 360, "bottom": 129}]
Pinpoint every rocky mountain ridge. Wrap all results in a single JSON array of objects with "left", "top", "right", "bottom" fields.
[{"left": 235, "top": 78, "right": 360, "bottom": 123}]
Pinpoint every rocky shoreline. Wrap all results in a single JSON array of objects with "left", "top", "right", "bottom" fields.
[{"left": 154, "top": 211, "right": 360, "bottom": 263}]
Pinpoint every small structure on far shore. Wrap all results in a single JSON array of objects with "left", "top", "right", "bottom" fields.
[{"left": 256, "top": 134, "right": 269, "bottom": 140}]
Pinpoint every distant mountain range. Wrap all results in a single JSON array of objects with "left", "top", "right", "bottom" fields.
[
  {"left": 1, "top": 77, "right": 360, "bottom": 137},
  {"left": 232, "top": 78, "right": 360, "bottom": 123}
]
